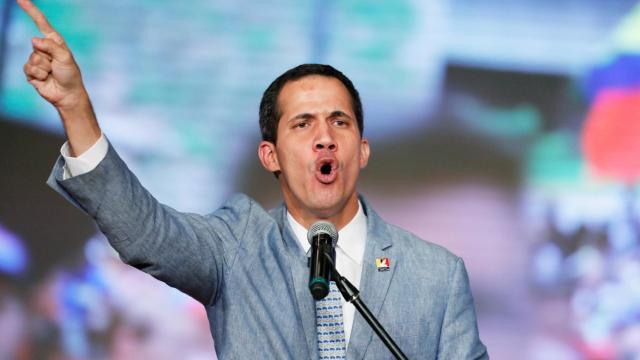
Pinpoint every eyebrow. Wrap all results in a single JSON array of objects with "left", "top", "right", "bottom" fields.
[
  {"left": 288, "top": 113, "right": 314, "bottom": 123},
  {"left": 328, "top": 110, "right": 352, "bottom": 119},
  {"left": 287, "top": 110, "right": 353, "bottom": 123}
]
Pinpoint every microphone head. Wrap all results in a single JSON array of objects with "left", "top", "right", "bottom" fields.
[{"left": 307, "top": 221, "right": 338, "bottom": 245}]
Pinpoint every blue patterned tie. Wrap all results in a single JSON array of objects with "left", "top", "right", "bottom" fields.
[{"left": 316, "top": 281, "right": 347, "bottom": 359}]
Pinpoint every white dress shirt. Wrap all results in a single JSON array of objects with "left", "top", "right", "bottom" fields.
[
  {"left": 287, "top": 205, "right": 367, "bottom": 346},
  {"left": 61, "top": 134, "right": 369, "bottom": 345},
  {"left": 60, "top": 133, "right": 109, "bottom": 179}
]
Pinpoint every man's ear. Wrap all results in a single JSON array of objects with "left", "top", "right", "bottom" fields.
[
  {"left": 258, "top": 141, "right": 280, "bottom": 173},
  {"left": 359, "top": 138, "right": 370, "bottom": 169}
]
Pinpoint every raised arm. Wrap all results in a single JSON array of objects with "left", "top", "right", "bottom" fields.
[
  {"left": 18, "top": 0, "right": 100, "bottom": 156},
  {"left": 21, "top": 1, "right": 243, "bottom": 305}
]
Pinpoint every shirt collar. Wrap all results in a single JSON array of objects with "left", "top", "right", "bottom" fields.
[{"left": 287, "top": 201, "right": 367, "bottom": 265}]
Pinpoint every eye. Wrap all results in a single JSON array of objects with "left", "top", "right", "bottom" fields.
[
  {"left": 333, "top": 119, "right": 347, "bottom": 126},
  {"left": 294, "top": 121, "right": 308, "bottom": 129}
]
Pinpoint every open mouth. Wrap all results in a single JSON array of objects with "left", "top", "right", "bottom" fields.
[{"left": 315, "top": 159, "right": 338, "bottom": 184}]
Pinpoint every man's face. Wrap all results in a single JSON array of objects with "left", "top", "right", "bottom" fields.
[{"left": 259, "top": 75, "right": 370, "bottom": 223}]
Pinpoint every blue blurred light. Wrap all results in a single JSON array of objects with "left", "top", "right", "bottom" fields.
[
  {"left": 0, "top": 224, "right": 28, "bottom": 275},
  {"left": 585, "top": 54, "right": 640, "bottom": 100}
]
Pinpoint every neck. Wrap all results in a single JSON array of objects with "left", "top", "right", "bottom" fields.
[{"left": 286, "top": 193, "right": 360, "bottom": 231}]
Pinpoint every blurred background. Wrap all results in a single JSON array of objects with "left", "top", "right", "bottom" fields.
[{"left": 2, "top": 0, "right": 640, "bottom": 358}]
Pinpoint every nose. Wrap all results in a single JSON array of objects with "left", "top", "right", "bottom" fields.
[{"left": 314, "top": 123, "right": 337, "bottom": 151}]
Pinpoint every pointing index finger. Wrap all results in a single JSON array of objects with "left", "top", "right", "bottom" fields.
[{"left": 17, "top": 0, "right": 57, "bottom": 36}]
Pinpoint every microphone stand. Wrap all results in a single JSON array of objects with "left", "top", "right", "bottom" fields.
[{"left": 323, "top": 253, "right": 409, "bottom": 360}]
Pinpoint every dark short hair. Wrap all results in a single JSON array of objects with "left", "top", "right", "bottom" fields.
[{"left": 259, "top": 64, "right": 364, "bottom": 144}]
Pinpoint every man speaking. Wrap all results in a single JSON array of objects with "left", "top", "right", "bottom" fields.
[{"left": 19, "top": 0, "right": 488, "bottom": 358}]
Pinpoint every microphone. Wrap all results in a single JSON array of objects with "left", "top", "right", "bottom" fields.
[{"left": 307, "top": 221, "right": 338, "bottom": 300}]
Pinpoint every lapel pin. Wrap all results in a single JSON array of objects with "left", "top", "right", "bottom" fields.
[{"left": 375, "top": 257, "right": 390, "bottom": 272}]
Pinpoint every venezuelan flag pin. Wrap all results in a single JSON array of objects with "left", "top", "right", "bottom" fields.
[{"left": 375, "top": 257, "right": 390, "bottom": 271}]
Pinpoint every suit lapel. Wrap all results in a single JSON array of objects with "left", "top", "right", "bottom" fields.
[
  {"left": 289, "top": 247, "right": 319, "bottom": 359},
  {"left": 347, "top": 197, "right": 398, "bottom": 359},
  {"left": 271, "top": 204, "right": 318, "bottom": 360}
]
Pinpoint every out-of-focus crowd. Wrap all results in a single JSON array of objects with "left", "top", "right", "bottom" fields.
[{"left": 0, "top": 229, "right": 214, "bottom": 360}]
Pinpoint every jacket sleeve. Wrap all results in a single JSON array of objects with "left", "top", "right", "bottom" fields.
[
  {"left": 47, "top": 142, "right": 251, "bottom": 306},
  {"left": 437, "top": 257, "right": 489, "bottom": 359}
]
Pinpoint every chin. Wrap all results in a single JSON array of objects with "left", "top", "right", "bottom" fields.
[
  {"left": 307, "top": 199, "right": 341, "bottom": 217},
  {"left": 306, "top": 191, "right": 350, "bottom": 217}
]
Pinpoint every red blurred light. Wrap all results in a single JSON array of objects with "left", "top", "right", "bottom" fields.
[{"left": 582, "top": 88, "right": 640, "bottom": 183}]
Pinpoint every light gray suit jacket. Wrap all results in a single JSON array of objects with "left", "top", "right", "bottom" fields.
[{"left": 47, "top": 144, "right": 488, "bottom": 359}]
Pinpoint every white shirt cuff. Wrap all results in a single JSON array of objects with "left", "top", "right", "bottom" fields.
[{"left": 60, "top": 133, "right": 109, "bottom": 180}]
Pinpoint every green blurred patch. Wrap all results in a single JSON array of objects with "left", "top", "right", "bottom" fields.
[
  {"left": 527, "top": 130, "right": 585, "bottom": 186},
  {"left": 454, "top": 95, "right": 541, "bottom": 138}
]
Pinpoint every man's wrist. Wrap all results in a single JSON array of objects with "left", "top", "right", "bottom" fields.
[{"left": 57, "top": 91, "right": 101, "bottom": 157}]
